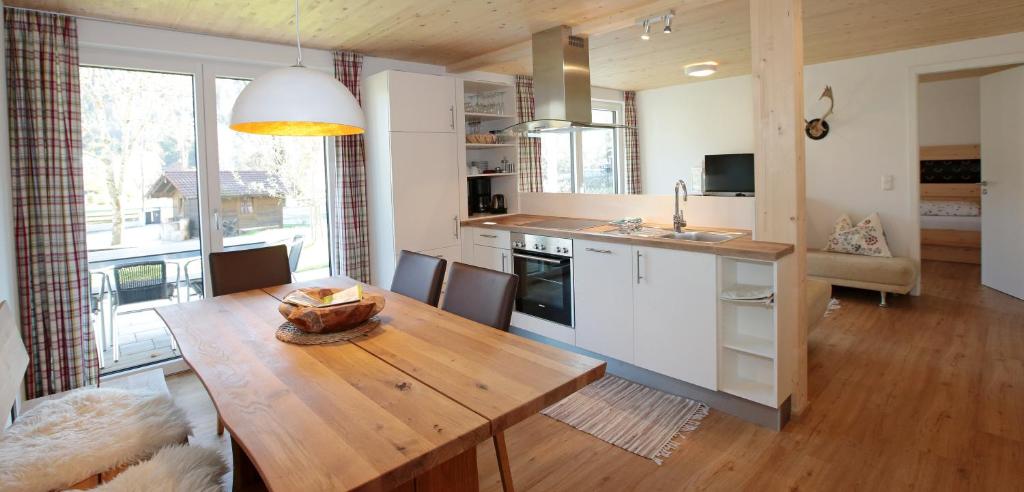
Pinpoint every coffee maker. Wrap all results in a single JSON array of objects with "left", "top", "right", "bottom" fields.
[{"left": 467, "top": 178, "right": 491, "bottom": 215}]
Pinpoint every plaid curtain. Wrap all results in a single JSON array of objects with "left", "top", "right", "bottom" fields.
[
  {"left": 5, "top": 9, "right": 97, "bottom": 398},
  {"left": 515, "top": 75, "right": 543, "bottom": 192},
  {"left": 624, "top": 91, "right": 642, "bottom": 194},
  {"left": 332, "top": 51, "right": 371, "bottom": 283}
]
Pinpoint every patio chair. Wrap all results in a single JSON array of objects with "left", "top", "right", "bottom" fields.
[
  {"left": 183, "top": 258, "right": 205, "bottom": 301},
  {"left": 289, "top": 235, "right": 304, "bottom": 279},
  {"left": 111, "top": 261, "right": 179, "bottom": 362},
  {"left": 89, "top": 271, "right": 112, "bottom": 368}
]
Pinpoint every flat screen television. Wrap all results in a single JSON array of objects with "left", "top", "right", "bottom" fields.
[{"left": 704, "top": 153, "right": 755, "bottom": 196}]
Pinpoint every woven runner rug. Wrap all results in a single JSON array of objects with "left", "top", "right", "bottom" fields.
[{"left": 541, "top": 375, "right": 709, "bottom": 465}]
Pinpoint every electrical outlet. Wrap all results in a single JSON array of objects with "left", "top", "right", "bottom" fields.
[{"left": 881, "top": 174, "right": 894, "bottom": 191}]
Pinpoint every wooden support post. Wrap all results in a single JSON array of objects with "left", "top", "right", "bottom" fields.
[{"left": 750, "top": 0, "right": 809, "bottom": 414}]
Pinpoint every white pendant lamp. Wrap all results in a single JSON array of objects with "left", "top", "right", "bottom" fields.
[{"left": 230, "top": 0, "right": 364, "bottom": 136}]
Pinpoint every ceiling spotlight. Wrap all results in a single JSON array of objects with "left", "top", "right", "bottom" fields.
[
  {"left": 684, "top": 61, "right": 719, "bottom": 77},
  {"left": 641, "top": 20, "right": 651, "bottom": 40},
  {"left": 663, "top": 15, "right": 673, "bottom": 34}
]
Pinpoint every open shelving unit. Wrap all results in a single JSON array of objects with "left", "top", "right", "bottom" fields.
[
  {"left": 459, "top": 79, "right": 519, "bottom": 219},
  {"left": 717, "top": 257, "right": 779, "bottom": 407}
]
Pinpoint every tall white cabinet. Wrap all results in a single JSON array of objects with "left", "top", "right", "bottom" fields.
[{"left": 365, "top": 71, "right": 462, "bottom": 288}]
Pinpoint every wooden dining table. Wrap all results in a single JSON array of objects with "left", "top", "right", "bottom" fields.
[{"left": 157, "top": 276, "right": 605, "bottom": 492}]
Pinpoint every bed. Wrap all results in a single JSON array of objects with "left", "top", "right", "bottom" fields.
[{"left": 919, "top": 145, "right": 981, "bottom": 264}]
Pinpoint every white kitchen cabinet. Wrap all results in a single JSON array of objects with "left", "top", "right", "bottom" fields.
[
  {"left": 473, "top": 244, "right": 511, "bottom": 273},
  {"left": 573, "top": 239, "right": 635, "bottom": 363},
  {"left": 391, "top": 132, "right": 460, "bottom": 253},
  {"left": 387, "top": 71, "right": 456, "bottom": 133},
  {"left": 365, "top": 71, "right": 461, "bottom": 288},
  {"left": 633, "top": 246, "right": 718, "bottom": 390}
]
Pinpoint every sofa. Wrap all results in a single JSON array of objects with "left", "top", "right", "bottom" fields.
[{"left": 807, "top": 250, "right": 918, "bottom": 307}]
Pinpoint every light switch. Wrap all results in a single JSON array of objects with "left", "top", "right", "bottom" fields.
[{"left": 881, "top": 174, "right": 894, "bottom": 191}]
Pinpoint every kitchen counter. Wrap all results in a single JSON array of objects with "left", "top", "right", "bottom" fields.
[{"left": 462, "top": 214, "right": 794, "bottom": 261}]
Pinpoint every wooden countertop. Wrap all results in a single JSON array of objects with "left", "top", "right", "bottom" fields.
[{"left": 461, "top": 214, "right": 794, "bottom": 261}]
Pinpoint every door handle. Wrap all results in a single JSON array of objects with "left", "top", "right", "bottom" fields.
[
  {"left": 980, "top": 180, "right": 989, "bottom": 195},
  {"left": 636, "top": 250, "right": 644, "bottom": 284},
  {"left": 449, "top": 106, "right": 455, "bottom": 130}
]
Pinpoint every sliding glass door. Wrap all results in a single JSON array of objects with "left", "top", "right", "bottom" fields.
[
  {"left": 80, "top": 53, "right": 335, "bottom": 374},
  {"left": 81, "top": 63, "right": 205, "bottom": 373}
]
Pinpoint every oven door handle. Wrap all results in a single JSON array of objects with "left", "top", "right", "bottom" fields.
[{"left": 512, "top": 253, "right": 566, "bottom": 265}]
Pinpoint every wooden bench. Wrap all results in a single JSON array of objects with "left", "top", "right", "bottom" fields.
[{"left": 2, "top": 300, "right": 186, "bottom": 491}]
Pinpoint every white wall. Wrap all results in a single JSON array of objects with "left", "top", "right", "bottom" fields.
[
  {"left": 629, "top": 31, "right": 1024, "bottom": 263},
  {"left": 918, "top": 78, "right": 980, "bottom": 146},
  {"left": 637, "top": 75, "right": 754, "bottom": 195}
]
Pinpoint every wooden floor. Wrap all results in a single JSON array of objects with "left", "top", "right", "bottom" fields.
[{"left": 168, "top": 260, "right": 1024, "bottom": 491}]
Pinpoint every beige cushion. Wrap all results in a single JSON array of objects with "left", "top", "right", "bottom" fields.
[
  {"left": 806, "top": 278, "right": 832, "bottom": 326},
  {"left": 808, "top": 250, "right": 917, "bottom": 293}
]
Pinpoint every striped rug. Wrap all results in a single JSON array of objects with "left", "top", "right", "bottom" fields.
[{"left": 541, "top": 375, "right": 709, "bottom": 464}]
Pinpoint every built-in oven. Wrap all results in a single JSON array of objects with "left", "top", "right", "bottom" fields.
[{"left": 511, "top": 233, "right": 573, "bottom": 327}]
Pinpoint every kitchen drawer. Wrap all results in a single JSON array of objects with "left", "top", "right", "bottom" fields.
[
  {"left": 418, "top": 245, "right": 461, "bottom": 264},
  {"left": 472, "top": 229, "right": 510, "bottom": 249}
]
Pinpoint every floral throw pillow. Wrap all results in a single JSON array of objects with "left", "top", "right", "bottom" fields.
[{"left": 825, "top": 212, "right": 893, "bottom": 257}]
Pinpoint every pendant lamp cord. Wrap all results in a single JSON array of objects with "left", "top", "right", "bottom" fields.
[{"left": 294, "top": 0, "right": 303, "bottom": 66}]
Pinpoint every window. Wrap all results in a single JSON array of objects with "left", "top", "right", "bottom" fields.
[
  {"left": 240, "top": 197, "right": 255, "bottom": 215},
  {"left": 540, "top": 101, "right": 624, "bottom": 194}
]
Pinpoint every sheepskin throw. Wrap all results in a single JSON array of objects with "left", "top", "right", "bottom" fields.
[
  {"left": 91, "top": 445, "right": 226, "bottom": 492},
  {"left": 0, "top": 388, "right": 191, "bottom": 492}
]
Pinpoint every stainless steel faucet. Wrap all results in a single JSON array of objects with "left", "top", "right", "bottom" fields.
[{"left": 673, "top": 180, "right": 688, "bottom": 232}]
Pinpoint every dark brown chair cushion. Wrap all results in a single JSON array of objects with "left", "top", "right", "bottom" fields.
[
  {"left": 390, "top": 250, "right": 447, "bottom": 307},
  {"left": 209, "top": 245, "right": 292, "bottom": 297},
  {"left": 441, "top": 262, "right": 518, "bottom": 331}
]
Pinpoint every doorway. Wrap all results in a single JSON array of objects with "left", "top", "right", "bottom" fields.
[{"left": 915, "top": 64, "right": 1024, "bottom": 299}]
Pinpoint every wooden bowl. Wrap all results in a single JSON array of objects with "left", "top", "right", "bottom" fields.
[{"left": 278, "top": 287, "right": 385, "bottom": 334}]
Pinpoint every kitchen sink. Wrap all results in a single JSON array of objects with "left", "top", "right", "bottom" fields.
[{"left": 658, "top": 231, "right": 743, "bottom": 243}]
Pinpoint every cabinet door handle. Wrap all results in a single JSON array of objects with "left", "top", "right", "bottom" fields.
[
  {"left": 636, "top": 250, "right": 644, "bottom": 284},
  {"left": 585, "top": 247, "right": 612, "bottom": 254},
  {"left": 453, "top": 216, "right": 459, "bottom": 239},
  {"left": 480, "top": 234, "right": 498, "bottom": 239},
  {"left": 501, "top": 252, "right": 507, "bottom": 272},
  {"left": 449, "top": 106, "right": 455, "bottom": 129}
]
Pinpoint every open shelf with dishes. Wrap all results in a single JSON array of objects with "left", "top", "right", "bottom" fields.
[
  {"left": 461, "top": 79, "right": 519, "bottom": 220},
  {"left": 717, "top": 256, "right": 780, "bottom": 407}
]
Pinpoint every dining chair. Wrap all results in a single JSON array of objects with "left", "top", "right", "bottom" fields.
[
  {"left": 390, "top": 250, "right": 447, "bottom": 307},
  {"left": 208, "top": 245, "right": 292, "bottom": 297},
  {"left": 440, "top": 261, "right": 519, "bottom": 492},
  {"left": 441, "top": 262, "right": 518, "bottom": 331}
]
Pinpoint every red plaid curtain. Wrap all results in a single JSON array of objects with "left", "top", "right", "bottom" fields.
[
  {"left": 5, "top": 9, "right": 97, "bottom": 398},
  {"left": 332, "top": 51, "right": 371, "bottom": 283},
  {"left": 624, "top": 91, "right": 642, "bottom": 194},
  {"left": 515, "top": 75, "right": 543, "bottom": 192}
]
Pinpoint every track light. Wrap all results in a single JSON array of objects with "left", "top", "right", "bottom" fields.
[
  {"left": 641, "top": 20, "right": 651, "bottom": 40},
  {"left": 663, "top": 15, "right": 672, "bottom": 34}
]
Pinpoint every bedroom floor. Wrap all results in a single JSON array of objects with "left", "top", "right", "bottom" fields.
[{"left": 167, "top": 259, "right": 1024, "bottom": 490}]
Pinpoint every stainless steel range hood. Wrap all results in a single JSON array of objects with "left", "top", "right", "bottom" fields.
[{"left": 502, "top": 26, "right": 628, "bottom": 135}]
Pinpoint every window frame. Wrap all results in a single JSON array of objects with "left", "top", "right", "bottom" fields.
[{"left": 540, "top": 99, "right": 626, "bottom": 194}]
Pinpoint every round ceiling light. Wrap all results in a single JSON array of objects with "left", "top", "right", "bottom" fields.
[
  {"left": 230, "top": 0, "right": 364, "bottom": 136},
  {"left": 684, "top": 61, "right": 719, "bottom": 78},
  {"left": 230, "top": 66, "right": 365, "bottom": 136}
]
